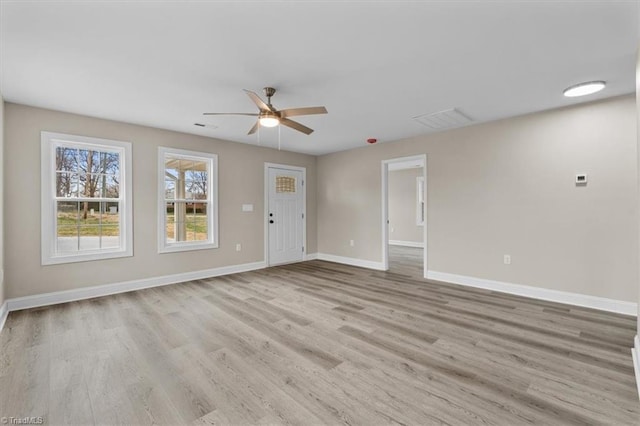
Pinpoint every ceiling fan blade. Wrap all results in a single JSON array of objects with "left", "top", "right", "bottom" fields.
[
  {"left": 244, "top": 89, "right": 273, "bottom": 111},
  {"left": 279, "top": 106, "right": 327, "bottom": 118},
  {"left": 203, "top": 112, "right": 258, "bottom": 116},
  {"left": 280, "top": 118, "right": 314, "bottom": 135},
  {"left": 247, "top": 121, "right": 260, "bottom": 135}
]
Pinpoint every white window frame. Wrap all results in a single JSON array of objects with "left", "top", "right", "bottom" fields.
[
  {"left": 41, "top": 131, "right": 133, "bottom": 265},
  {"left": 417, "top": 176, "right": 425, "bottom": 226},
  {"left": 157, "top": 147, "right": 218, "bottom": 253}
]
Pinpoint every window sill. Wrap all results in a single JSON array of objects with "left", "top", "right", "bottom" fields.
[
  {"left": 42, "top": 248, "right": 133, "bottom": 265},
  {"left": 158, "top": 242, "right": 219, "bottom": 254}
]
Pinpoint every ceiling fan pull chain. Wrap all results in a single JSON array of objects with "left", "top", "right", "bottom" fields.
[{"left": 278, "top": 124, "right": 281, "bottom": 151}]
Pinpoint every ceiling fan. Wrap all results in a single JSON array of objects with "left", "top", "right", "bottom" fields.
[{"left": 204, "top": 87, "right": 327, "bottom": 135}]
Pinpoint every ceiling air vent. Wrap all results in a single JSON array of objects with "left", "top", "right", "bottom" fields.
[{"left": 412, "top": 108, "right": 472, "bottom": 130}]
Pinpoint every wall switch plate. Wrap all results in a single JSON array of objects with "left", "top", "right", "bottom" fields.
[
  {"left": 504, "top": 254, "right": 511, "bottom": 265},
  {"left": 349, "top": 240, "right": 355, "bottom": 247},
  {"left": 236, "top": 244, "right": 241, "bottom": 251},
  {"left": 242, "top": 204, "right": 254, "bottom": 212}
]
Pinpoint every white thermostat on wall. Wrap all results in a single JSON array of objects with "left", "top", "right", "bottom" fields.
[{"left": 575, "top": 174, "right": 587, "bottom": 185}]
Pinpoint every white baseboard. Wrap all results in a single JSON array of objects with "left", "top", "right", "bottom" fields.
[
  {"left": 305, "top": 253, "right": 319, "bottom": 261},
  {"left": 632, "top": 335, "right": 640, "bottom": 401},
  {"left": 427, "top": 270, "right": 637, "bottom": 316},
  {"left": 389, "top": 240, "right": 424, "bottom": 248},
  {"left": 0, "top": 301, "right": 8, "bottom": 334},
  {"left": 5, "top": 261, "right": 266, "bottom": 313},
  {"left": 316, "top": 253, "right": 386, "bottom": 271}
]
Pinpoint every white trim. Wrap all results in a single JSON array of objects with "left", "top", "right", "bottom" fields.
[
  {"left": 5, "top": 261, "right": 265, "bottom": 312},
  {"left": 316, "top": 253, "right": 386, "bottom": 271},
  {"left": 305, "top": 253, "right": 319, "bottom": 261},
  {"left": 0, "top": 301, "right": 8, "bottom": 333},
  {"left": 389, "top": 240, "right": 424, "bottom": 248},
  {"left": 381, "top": 161, "right": 389, "bottom": 271},
  {"left": 416, "top": 176, "right": 425, "bottom": 226},
  {"left": 427, "top": 270, "right": 638, "bottom": 316},
  {"left": 40, "top": 131, "right": 134, "bottom": 265},
  {"left": 632, "top": 335, "right": 640, "bottom": 400},
  {"left": 264, "top": 163, "right": 307, "bottom": 266},
  {"left": 157, "top": 147, "right": 219, "bottom": 253},
  {"left": 382, "top": 154, "right": 427, "bottom": 278}
]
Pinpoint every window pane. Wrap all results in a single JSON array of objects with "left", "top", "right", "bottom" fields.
[
  {"left": 99, "top": 151, "right": 120, "bottom": 175},
  {"left": 165, "top": 203, "right": 176, "bottom": 242},
  {"left": 80, "top": 174, "right": 102, "bottom": 198},
  {"left": 79, "top": 233, "right": 101, "bottom": 251},
  {"left": 165, "top": 180, "right": 176, "bottom": 200},
  {"left": 276, "top": 176, "right": 296, "bottom": 193},
  {"left": 101, "top": 226, "right": 120, "bottom": 248},
  {"left": 57, "top": 201, "right": 80, "bottom": 227},
  {"left": 56, "top": 227, "right": 78, "bottom": 253},
  {"left": 76, "top": 150, "right": 98, "bottom": 173},
  {"left": 56, "top": 200, "right": 79, "bottom": 253},
  {"left": 56, "top": 147, "right": 77, "bottom": 172},
  {"left": 192, "top": 203, "right": 208, "bottom": 240},
  {"left": 56, "top": 174, "right": 79, "bottom": 197},
  {"left": 104, "top": 175, "right": 119, "bottom": 198},
  {"left": 78, "top": 174, "right": 89, "bottom": 197},
  {"left": 173, "top": 201, "right": 187, "bottom": 242},
  {"left": 186, "top": 175, "right": 207, "bottom": 200}
]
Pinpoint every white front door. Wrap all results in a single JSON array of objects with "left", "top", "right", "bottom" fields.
[{"left": 267, "top": 166, "right": 304, "bottom": 265}]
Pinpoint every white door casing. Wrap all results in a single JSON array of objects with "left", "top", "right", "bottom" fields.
[
  {"left": 381, "top": 155, "right": 428, "bottom": 278},
  {"left": 266, "top": 164, "right": 305, "bottom": 265}
]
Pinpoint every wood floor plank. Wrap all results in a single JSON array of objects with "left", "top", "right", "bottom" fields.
[{"left": 1, "top": 246, "right": 638, "bottom": 425}]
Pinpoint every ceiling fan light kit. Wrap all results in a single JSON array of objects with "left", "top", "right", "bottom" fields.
[
  {"left": 204, "top": 86, "right": 327, "bottom": 136},
  {"left": 259, "top": 112, "right": 280, "bottom": 128}
]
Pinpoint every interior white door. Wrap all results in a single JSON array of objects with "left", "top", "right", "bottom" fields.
[{"left": 268, "top": 167, "right": 304, "bottom": 265}]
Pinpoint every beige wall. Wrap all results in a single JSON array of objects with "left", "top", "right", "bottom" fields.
[
  {"left": 4, "top": 103, "right": 317, "bottom": 299},
  {"left": 389, "top": 168, "right": 423, "bottom": 244},
  {"left": 318, "top": 95, "right": 638, "bottom": 302}
]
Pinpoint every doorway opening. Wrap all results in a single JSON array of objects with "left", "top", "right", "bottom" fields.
[{"left": 381, "top": 155, "right": 427, "bottom": 278}]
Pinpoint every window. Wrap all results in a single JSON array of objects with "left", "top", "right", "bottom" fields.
[
  {"left": 276, "top": 175, "right": 296, "bottom": 193},
  {"left": 158, "top": 147, "right": 218, "bottom": 253},
  {"left": 41, "top": 132, "right": 132, "bottom": 265},
  {"left": 416, "top": 176, "right": 425, "bottom": 226}
]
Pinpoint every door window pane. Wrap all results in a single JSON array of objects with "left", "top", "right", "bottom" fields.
[{"left": 276, "top": 176, "right": 296, "bottom": 193}]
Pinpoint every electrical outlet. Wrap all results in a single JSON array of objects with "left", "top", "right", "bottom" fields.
[
  {"left": 236, "top": 244, "right": 241, "bottom": 252},
  {"left": 349, "top": 240, "right": 355, "bottom": 247},
  {"left": 390, "top": 227, "right": 395, "bottom": 233},
  {"left": 504, "top": 254, "right": 511, "bottom": 265}
]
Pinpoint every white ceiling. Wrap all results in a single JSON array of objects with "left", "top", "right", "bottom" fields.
[{"left": 1, "top": 1, "right": 637, "bottom": 155}]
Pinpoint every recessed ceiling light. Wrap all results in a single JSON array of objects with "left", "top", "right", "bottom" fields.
[{"left": 563, "top": 81, "right": 606, "bottom": 97}]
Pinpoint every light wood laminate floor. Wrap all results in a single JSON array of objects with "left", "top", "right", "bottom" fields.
[{"left": 1, "top": 246, "right": 638, "bottom": 425}]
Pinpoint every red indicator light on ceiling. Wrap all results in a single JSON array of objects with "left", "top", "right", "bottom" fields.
[{"left": 367, "top": 138, "right": 377, "bottom": 144}]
